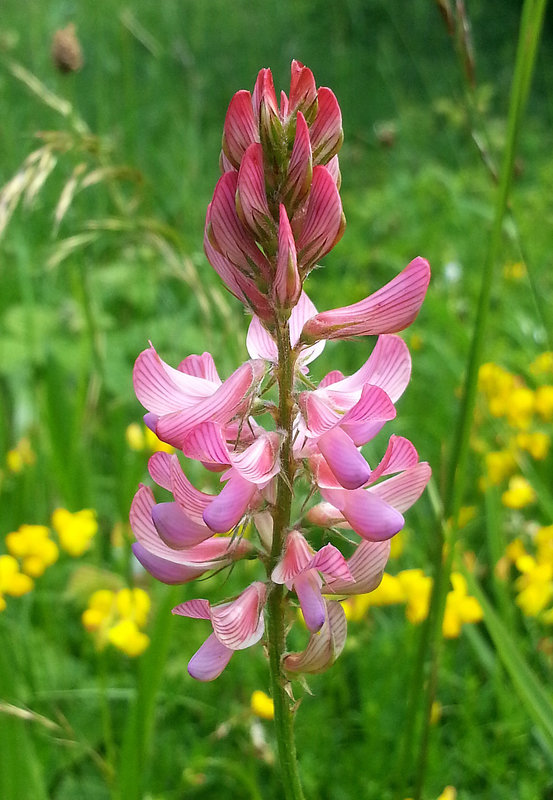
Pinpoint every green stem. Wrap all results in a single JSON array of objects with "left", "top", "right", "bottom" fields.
[{"left": 266, "top": 317, "right": 305, "bottom": 800}]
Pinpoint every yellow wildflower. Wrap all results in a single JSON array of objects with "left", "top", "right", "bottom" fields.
[
  {"left": 514, "top": 554, "right": 553, "bottom": 617},
  {"left": 442, "top": 573, "right": 483, "bottom": 638},
  {"left": 397, "top": 569, "right": 433, "bottom": 624},
  {"left": 108, "top": 619, "right": 150, "bottom": 657},
  {"left": 501, "top": 476, "right": 536, "bottom": 509},
  {"left": 430, "top": 700, "right": 442, "bottom": 725},
  {"left": 342, "top": 593, "right": 375, "bottom": 622},
  {"left": 437, "top": 789, "right": 457, "bottom": 800},
  {"left": 516, "top": 431, "right": 550, "bottom": 460},
  {"left": 484, "top": 450, "right": 517, "bottom": 486},
  {"left": 365, "top": 572, "right": 406, "bottom": 606},
  {"left": 0, "top": 554, "right": 34, "bottom": 610},
  {"left": 5, "top": 524, "right": 59, "bottom": 578},
  {"left": 536, "top": 526, "right": 553, "bottom": 566},
  {"left": 5, "top": 437, "right": 36, "bottom": 473},
  {"left": 82, "top": 587, "right": 150, "bottom": 656},
  {"left": 529, "top": 352, "right": 553, "bottom": 376},
  {"left": 535, "top": 385, "right": 553, "bottom": 422},
  {"left": 390, "top": 530, "right": 406, "bottom": 558},
  {"left": 505, "top": 538, "right": 527, "bottom": 562},
  {"left": 250, "top": 690, "right": 275, "bottom": 720},
  {"left": 505, "top": 386, "right": 534, "bottom": 429},
  {"left": 52, "top": 508, "right": 97, "bottom": 556}
]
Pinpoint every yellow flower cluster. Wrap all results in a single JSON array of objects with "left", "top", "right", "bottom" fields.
[
  {"left": 343, "top": 571, "right": 482, "bottom": 638},
  {"left": 0, "top": 554, "right": 34, "bottom": 611},
  {"left": 5, "top": 437, "right": 36, "bottom": 474},
  {"left": 51, "top": 508, "right": 98, "bottom": 557},
  {"left": 476, "top": 361, "right": 553, "bottom": 506},
  {"left": 507, "top": 526, "right": 553, "bottom": 620},
  {"left": 5, "top": 524, "right": 59, "bottom": 578},
  {"left": 125, "top": 423, "right": 175, "bottom": 454},
  {"left": 82, "top": 587, "right": 151, "bottom": 657}
]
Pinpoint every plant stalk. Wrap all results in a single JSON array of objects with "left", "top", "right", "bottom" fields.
[{"left": 267, "top": 317, "right": 305, "bottom": 800}]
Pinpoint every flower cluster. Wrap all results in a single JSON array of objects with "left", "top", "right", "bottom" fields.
[
  {"left": 475, "top": 358, "right": 553, "bottom": 507},
  {"left": 130, "top": 62, "right": 430, "bottom": 680},
  {"left": 0, "top": 554, "right": 34, "bottom": 611},
  {"left": 82, "top": 587, "right": 151, "bottom": 657},
  {"left": 505, "top": 526, "right": 553, "bottom": 621},
  {"left": 52, "top": 507, "right": 98, "bottom": 557}
]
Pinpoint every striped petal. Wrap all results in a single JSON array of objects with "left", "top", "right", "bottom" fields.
[
  {"left": 368, "top": 462, "right": 431, "bottom": 513},
  {"left": 300, "top": 257, "right": 431, "bottom": 343},
  {"left": 296, "top": 165, "right": 345, "bottom": 274},
  {"left": 284, "top": 111, "right": 313, "bottom": 209},
  {"left": 337, "top": 489, "right": 405, "bottom": 541},
  {"left": 273, "top": 203, "right": 301, "bottom": 309},
  {"left": 328, "top": 335, "right": 411, "bottom": 402},
  {"left": 310, "top": 543, "right": 353, "bottom": 584},
  {"left": 172, "top": 598, "right": 211, "bottom": 619},
  {"left": 236, "top": 143, "right": 275, "bottom": 240},
  {"left": 178, "top": 352, "right": 221, "bottom": 383},
  {"left": 170, "top": 456, "right": 213, "bottom": 522},
  {"left": 133, "top": 345, "right": 216, "bottom": 416},
  {"left": 340, "top": 384, "right": 397, "bottom": 446},
  {"left": 272, "top": 529, "right": 313, "bottom": 585},
  {"left": 148, "top": 451, "right": 173, "bottom": 491},
  {"left": 231, "top": 432, "right": 281, "bottom": 484},
  {"left": 309, "top": 87, "right": 343, "bottom": 165},
  {"left": 222, "top": 90, "right": 259, "bottom": 169},
  {"left": 210, "top": 582, "right": 266, "bottom": 650},
  {"left": 284, "top": 600, "right": 347, "bottom": 674},
  {"left": 325, "top": 540, "right": 391, "bottom": 595},
  {"left": 369, "top": 435, "right": 419, "bottom": 482}
]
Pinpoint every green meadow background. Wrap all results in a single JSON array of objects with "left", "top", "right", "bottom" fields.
[{"left": 1, "top": 1, "right": 553, "bottom": 798}]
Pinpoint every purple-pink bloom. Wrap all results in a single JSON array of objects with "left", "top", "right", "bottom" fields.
[{"left": 172, "top": 582, "right": 266, "bottom": 681}]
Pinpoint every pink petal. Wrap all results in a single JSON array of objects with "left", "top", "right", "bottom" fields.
[
  {"left": 300, "top": 257, "right": 431, "bottom": 343},
  {"left": 170, "top": 456, "right": 213, "bottom": 522},
  {"left": 133, "top": 345, "right": 216, "bottom": 416},
  {"left": 246, "top": 315, "right": 278, "bottom": 361},
  {"left": 155, "top": 359, "right": 265, "bottom": 448},
  {"left": 369, "top": 435, "right": 419, "bottom": 483},
  {"left": 132, "top": 543, "right": 206, "bottom": 584},
  {"left": 335, "top": 488, "right": 405, "bottom": 541},
  {"left": 222, "top": 90, "right": 259, "bottom": 169},
  {"left": 288, "top": 61, "right": 317, "bottom": 122},
  {"left": 325, "top": 540, "right": 390, "bottom": 595},
  {"left": 172, "top": 598, "right": 211, "bottom": 619},
  {"left": 236, "top": 143, "right": 275, "bottom": 240},
  {"left": 178, "top": 352, "right": 221, "bottom": 383},
  {"left": 210, "top": 582, "right": 266, "bottom": 650},
  {"left": 181, "top": 422, "right": 230, "bottom": 467},
  {"left": 202, "top": 472, "right": 257, "bottom": 533},
  {"left": 317, "top": 427, "right": 371, "bottom": 490},
  {"left": 273, "top": 203, "right": 301, "bottom": 309},
  {"left": 305, "top": 500, "right": 344, "bottom": 527},
  {"left": 309, "top": 87, "right": 343, "bottom": 164},
  {"left": 299, "top": 390, "right": 341, "bottom": 437},
  {"left": 325, "top": 155, "right": 341, "bottom": 188},
  {"left": 329, "top": 335, "right": 411, "bottom": 402},
  {"left": 284, "top": 112, "right": 313, "bottom": 210},
  {"left": 296, "top": 165, "right": 345, "bottom": 274},
  {"left": 340, "top": 384, "right": 397, "bottom": 446},
  {"left": 208, "top": 171, "right": 271, "bottom": 280},
  {"left": 148, "top": 451, "right": 173, "bottom": 491},
  {"left": 230, "top": 432, "right": 281, "bottom": 484},
  {"left": 284, "top": 600, "right": 347, "bottom": 674},
  {"left": 187, "top": 633, "right": 234, "bottom": 681},
  {"left": 151, "top": 502, "right": 212, "bottom": 548},
  {"left": 204, "top": 220, "right": 250, "bottom": 302},
  {"left": 252, "top": 68, "right": 278, "bottom": 119},
  {"left": 272, "top": 529, "right": 313, "bottom": 585},
  {"left": 319, "top": 369, "right": 345, "bottom": 388},
  {"left": 294, "top": 570, "right": 326, "bottom": 632},
  {"left": 368, "top": 462, "right": 431, "bottom": 513},
  {"left": 310, "top": 543, "right": 353, "bottom": 583}
]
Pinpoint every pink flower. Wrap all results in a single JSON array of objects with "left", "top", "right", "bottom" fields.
[
  {"left": 172, "top": 582, "right": 267, "bottom": 681},
  {"left": 271, "top": 530, "right": 353, "bottom": 631},
  {"left": 310, "top": 436, "right": 431, "bottom": 542},
  {"left": 133, "top": 344, "right": 265, "bottom": 449}
]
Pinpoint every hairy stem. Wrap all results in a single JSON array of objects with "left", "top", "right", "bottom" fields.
[{"left": 266, "top": 317, "right": 305, "bottom": 800}]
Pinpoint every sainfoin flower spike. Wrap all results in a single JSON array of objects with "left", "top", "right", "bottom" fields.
[{"left": 130, "top": 60, "right": 430, "bottom": 797}]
